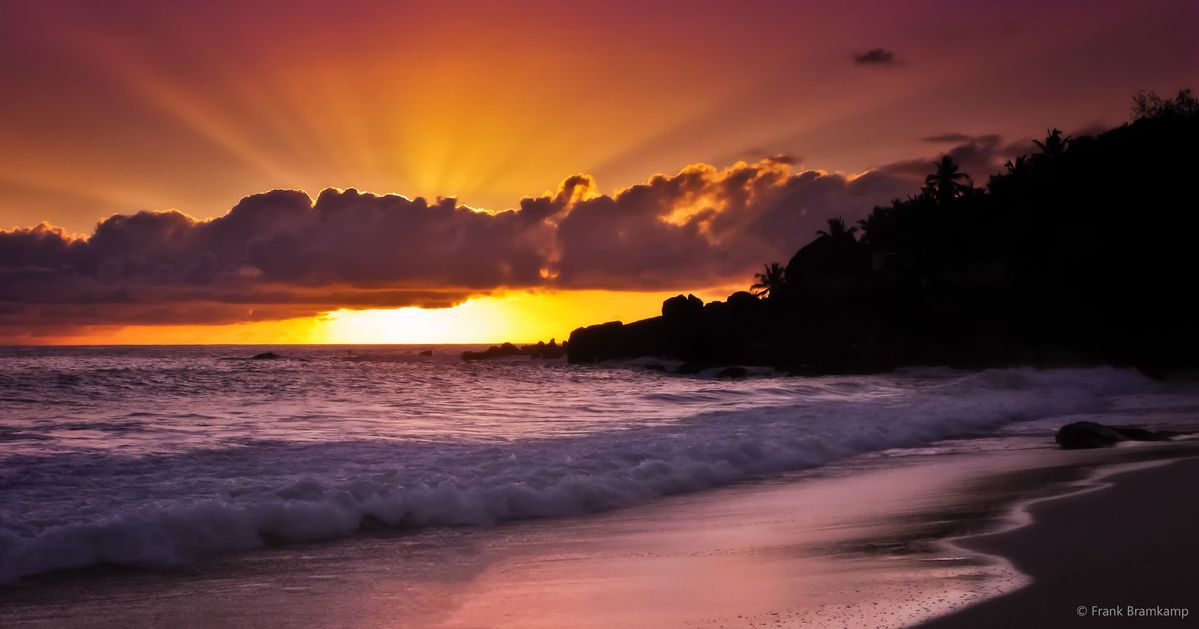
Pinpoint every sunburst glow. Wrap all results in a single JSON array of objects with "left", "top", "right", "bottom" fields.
[
  {"left": 30, "top": 289, "right": 739, "bottom": 345},
  {"left": 309, "top": 289, "right": 739, "bottom": 344}
]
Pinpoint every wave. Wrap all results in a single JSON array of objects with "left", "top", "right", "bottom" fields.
[{"left": 0, "top": 366, "right": 1158, "bottom": 583}]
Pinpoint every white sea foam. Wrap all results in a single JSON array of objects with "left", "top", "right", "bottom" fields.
[{"left": 0, "top": 349, "right": 1178, "bottom": 583}]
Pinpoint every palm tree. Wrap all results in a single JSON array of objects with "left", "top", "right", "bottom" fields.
[
  {"left": 1033, "top": 128, "right": 1070, "bottom": 156},
  {"left": 751, "top": 262, "right": 786, "bottom": 299},
  {"left": 816, "top": 217, "right": 858, "bottom": 240},
  {"left": 924, "top": 156, "right": 972, "bottom": 204},
  {"left": 1004, "top": 155, "right": 1030, "bottom": 176},
  {"left": 857, "top": 201, "right": 899, "bottom": 246}
]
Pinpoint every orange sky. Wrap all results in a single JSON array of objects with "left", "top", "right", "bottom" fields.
[
  {"left": 35, "top": 288, "right": 738, "bottom": 345},
  {"left": 1, "top": 0, "right": 1195, "bottom": 344}
]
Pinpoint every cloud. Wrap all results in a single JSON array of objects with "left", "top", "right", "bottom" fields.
[
  {"left": 853, "top": 48, "right": 901, "bottom": 66},
  {"left": 551, "top": 158, "right": 907, "bottom": 288},
  {"left": 881, "top": 133, "right": 1032, "bottom": 183},
  {"left": 0, "top": 190, "right": 550, "bottom": 335},
  {"left": 921, "top": 133, "right": 974, "bottom": 143},
  {"left": 0, "top": 161, "right": 914, "bottom": 335}
]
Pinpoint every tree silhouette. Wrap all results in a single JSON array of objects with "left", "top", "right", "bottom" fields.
[
  {"left": 924, "top": 156, "right": 972, "bottom": 203},
  {"left": 570, "top": 88, "right": 1199, "bottom": 373},
  {"left": 1004, "top": 155, "right": 1030, "bottom": 176},
  {"left": 1132, "top": 89, "right": 1198, "bottom": 120},
  {"left": 1033, "top": 128, "right": 1070, "bottom": 156},
  {"left": 750, "top": 262, "right": 787, "bottom": 299},
  {"left": 856, "top": 200, "right": 900, "bottom": 246},
  {"left": 816, "top": 217, "right": 858, "bottom": 240}
]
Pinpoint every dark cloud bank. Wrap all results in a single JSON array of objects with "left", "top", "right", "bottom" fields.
[{"left": 0, "top": 137, "right": 1030, "bottom": 336}]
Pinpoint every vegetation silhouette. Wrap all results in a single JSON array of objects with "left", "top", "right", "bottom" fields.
[
  {"left": 816, "top": 217, "right": 858, "bottom": 240},
  {"left": 750, "top": 263, "right": 786, "bottom": 298},
  {"left": 1032, "top": 128, "right": 1069, "bottom": 157},
  {"left": 567, "top": 89, "right": 1199, "bottom": 376},
  {"left": 924, "top": 155, "right": 973, "bottom": 203}
]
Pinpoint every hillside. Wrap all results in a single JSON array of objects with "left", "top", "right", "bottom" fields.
[{"left": 567, "top": 90, "right": 1199, "bottom": 375}]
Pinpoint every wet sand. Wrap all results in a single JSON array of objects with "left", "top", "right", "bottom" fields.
[
  {"left": 1, "top": 441, "right": 1195, "bottom": 628},
  {"left": 922, "top": 454, "right": 1199, "bottom": 627}
]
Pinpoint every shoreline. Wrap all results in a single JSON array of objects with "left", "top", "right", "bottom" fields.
[
  {"left": 2, "top": 439, "right": 1197, "bottom": 627},
  {"left": 921, "top": 449, "right": 1199, "bottom": 627}
]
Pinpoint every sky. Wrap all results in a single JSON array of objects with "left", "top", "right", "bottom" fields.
[{"left": 1, "top": 0, "right": 1195, "bottom": 343}]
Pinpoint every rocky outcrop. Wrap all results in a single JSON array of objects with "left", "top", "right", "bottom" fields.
[
  {"left": 521, "top": 339, "right": 563, "bottom": 359},
  {"left": 461, "top": 339, "right": 566, "bottom": 361},
  {"left": 662, "top": 294, "right": 704, "bottom": 321},
  {"left": 461, "top": 343, "right": 524, "bottom": 360},
  {"left": 784, "top": 234, "right": 870, "bottom": 288},
  {"left": 564, "top": 105, "right": 1199, "bottom": 376},
  {"left": 1055, "top": 421, "right": 1173, "bottom": 449},
  {"left": 567, "top": 286, "right": 891, "bottom": 372}
]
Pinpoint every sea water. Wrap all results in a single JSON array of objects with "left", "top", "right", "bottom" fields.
[{"left": 0, "top": 345, "right": 1192, "bottom": 583}]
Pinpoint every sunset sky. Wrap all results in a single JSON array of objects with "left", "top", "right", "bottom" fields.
[{"left": 1, "top": 0, "right": 1195, "bottom": 343}]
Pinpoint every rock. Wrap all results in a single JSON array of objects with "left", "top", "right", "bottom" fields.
[
  {"left": 461, "top": 342, "right": 524, "bottom": 360},
  {"left": 461, "top": 338, "right": 567, "bottom": 361},
  {"left": 522, "top": 339, "right": 565, "bottom": 359},
  {"left": 1055, "top": 421, "right": 1171, "bottom": 449},
  {"left": 725, "top": 291, "right": 761, "bottom": 315},
  {"left": 1056, "top": 421, "right": 1124, "bottom": 448},
  {"left": 418, "top": 350, "right": 433, "bottom": 356},
  {"left": 567, "top": 321, "right": 627, "bottom": 363},
  {"left": 251, "top": 351, "right": 281, "bottom": 360},
  {"left": 715, "top": 366, "right": 749, "bottom": 379},
  {"left": 784, "top": 233, "right": 870, "bottom": 287},
  {"left": 662, "top": 294, "right": 704, "bottom": 321}
]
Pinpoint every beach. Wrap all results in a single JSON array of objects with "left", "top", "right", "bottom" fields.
[
  {"left": 4, "top": 3, "right": 1199, "bottom": 626},
  {"left": 924, "top": 451, "right": 1199, "bottom": 627},
  {"left": 3, "top": 349, "right": 1198, "bottom": 627},
  {"left": 3, "top": 430, "right": 1195, "bottom": 627}
]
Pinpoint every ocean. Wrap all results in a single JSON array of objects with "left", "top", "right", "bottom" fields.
[{"left": 1, "top": 345, "right": 1194, "bottom": 585}]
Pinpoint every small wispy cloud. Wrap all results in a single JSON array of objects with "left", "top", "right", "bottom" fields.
[
  {"left": 921, "top": 133, "right": 973, "bottom": 143},
  {"left": 853, "top": 48, "right": 902, "bottom": 66}
]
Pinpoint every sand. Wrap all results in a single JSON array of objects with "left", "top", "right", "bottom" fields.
[{"left": 921, "top": 454, "right": 1199, "bottom": 627}]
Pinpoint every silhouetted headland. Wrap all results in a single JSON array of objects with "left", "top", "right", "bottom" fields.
[{"left": 567, "top": 90, "right": 1199, "bottom": 376}]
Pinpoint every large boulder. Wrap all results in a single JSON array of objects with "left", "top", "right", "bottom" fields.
[
  {"left": 726, "top": 291, "right": 760, "bottom": 313},
  {"left": 567, "top": 321, "right": 626, "bottom": 363},
  {"left": 1055, "top": 421, "right": 1171, "bottom": 449},
  {"left": 784, "top": 236, "right": 869, "bottom": 287},
  {"left": 1056, "top": 421, "right": 1125, "bottom": 448},
  {"left": 662, "top": 294, "right": 704, "bottom": 321}
]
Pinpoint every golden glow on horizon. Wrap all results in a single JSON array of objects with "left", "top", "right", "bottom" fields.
[
  {"left": 24, "top": 289, "right": 740, "bottom": 345},
  {"left": 317, "top": 301, "right": 515, "bottom": 345}
]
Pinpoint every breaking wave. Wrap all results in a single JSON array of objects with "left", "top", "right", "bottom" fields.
[{"left": 0, "top": 365, "right": 1162, "bottom": 582}]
